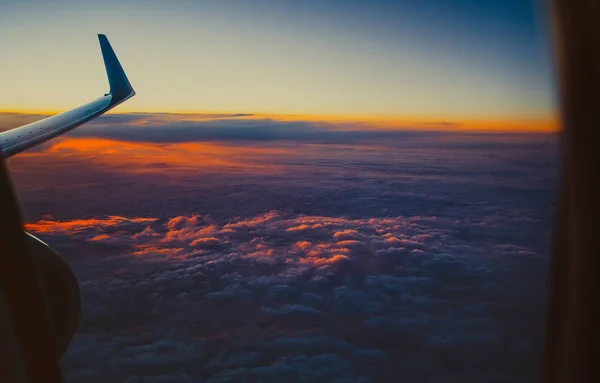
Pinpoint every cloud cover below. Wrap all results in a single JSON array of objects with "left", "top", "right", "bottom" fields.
[
  {"left": 8, "top": 116, "right": 558, "bottom": 382},
  {"left": 28, "top": 209, "right": 549, "bottom": 382}
]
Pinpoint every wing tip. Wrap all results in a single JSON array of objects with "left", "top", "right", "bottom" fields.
[{"left": 97, "top": 33, "right": 135, "bottom": 103}]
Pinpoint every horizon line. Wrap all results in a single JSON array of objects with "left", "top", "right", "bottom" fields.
[{"left": 0, "top": 109, "right": 560, "bottom": 132}]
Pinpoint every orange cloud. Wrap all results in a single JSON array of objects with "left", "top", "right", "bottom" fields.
[
  {"left": 22, "top": 210, "right": 513, "bottom": 272},
  {"left": 286, "top": 224, "right": 311, "bottom": 233},
  {"left": 23, "top": 216, "right": 158, "bottom": 234},
  {"left": 295, "top": 241, "right": 312, "bottom": 250},
  {"left": 309, "top": 254, "right": 351, "bottom": 266},
  {"left": 132, "top": 246, "right": 185, "bottom": 257},
  {"left": 19, "top": 138, "right": 292, "bottom": 175},
  {"left": 333, "top": 229, "right": 360, "bottom": 238},
  {"left": 90, "top": 234, "right": 112, "bottom": 241},
  {"left": 190, "top": 237, "right": 220, "bottom": 248},
  {"left": 223, "top": 211, "right": 280, "bottom": 230}
]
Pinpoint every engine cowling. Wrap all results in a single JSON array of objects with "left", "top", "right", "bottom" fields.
[{"left": 25, "top": 232, "right": 81, "bottom": 355}]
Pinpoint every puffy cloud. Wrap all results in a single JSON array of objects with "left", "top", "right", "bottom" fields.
[
  {"left": 23, "top": 206, "right": 550, "bottom": 382},
  {"left": 26, "top": 211, "right": 468, "bottom": 270}
]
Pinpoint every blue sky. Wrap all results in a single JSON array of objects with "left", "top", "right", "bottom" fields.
[{"left": 1, "top": 0, "right": 556, "bottom": 122}]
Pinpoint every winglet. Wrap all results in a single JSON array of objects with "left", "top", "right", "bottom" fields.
[{"left": 98, "top": 34, "right": 135, "bottom": 103}]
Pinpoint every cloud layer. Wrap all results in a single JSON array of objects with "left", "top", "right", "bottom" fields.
[
  {"left": 8, "top": 117, "right": 558, "bottom": 382},
  {"left": 27, "top": 207, "right": 549, "bottom": 382}
]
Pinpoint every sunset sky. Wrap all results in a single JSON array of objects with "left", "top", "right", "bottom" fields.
[
  {"left": 3, "top": 1, "right": 559, "bottom": 382},
  {"left": 1, "top": 0, "right": 557, "bottom": 130}
]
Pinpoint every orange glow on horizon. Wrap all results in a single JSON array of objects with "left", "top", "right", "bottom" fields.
[{"left": 0, "top": 109, "right": 559, "bottom": 132}]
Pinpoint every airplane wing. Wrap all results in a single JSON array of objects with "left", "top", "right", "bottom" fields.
[{"left": 0, "top": 34, "right": 135, "bottom": 159}]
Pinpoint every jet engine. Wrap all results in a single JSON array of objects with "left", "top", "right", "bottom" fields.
[{"left": 25, "top": 232, "right": 81, "bottom": 355}]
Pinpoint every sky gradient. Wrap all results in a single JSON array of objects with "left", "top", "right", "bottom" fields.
[{"left": 1, "top": 0, "right": 557, "bottom": 129}]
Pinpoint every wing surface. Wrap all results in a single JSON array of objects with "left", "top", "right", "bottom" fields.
[{"left": 0, "top": 34, "right": 135, "bottom": 159}]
